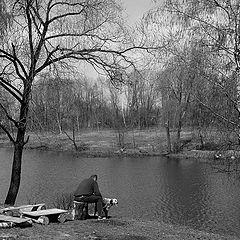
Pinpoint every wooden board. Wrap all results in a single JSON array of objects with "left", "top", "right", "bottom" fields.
[
  {"left": 21, "top": 208, "right": 67, "bottom": 217},
  {"left": 0, "top": 203, "right": 45, "bottom": 213},
  {"left": 0, "top": 215, "right": 29, "bottom": 224}
]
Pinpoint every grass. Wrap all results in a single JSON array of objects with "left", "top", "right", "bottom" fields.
[
  {"left": 0, "top": 128, "right": 170, "bottom": 157},
  {"left": 1, "top": 217, "right": 239, "bottom": 240}
]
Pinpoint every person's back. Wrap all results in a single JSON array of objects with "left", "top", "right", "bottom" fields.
[
  {"left": 74, "top": 178, "right": 95, "bottom": 197},
  {"left": 74, "top": 175, "right": 105, "bottom": 220},
  {"left": 74, "top": 176, "right": 101, "bottom": 197}
]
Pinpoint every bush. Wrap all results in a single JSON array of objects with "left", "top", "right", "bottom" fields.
[{"left": 52, "top": 193, "right": 74, "bottom": 210}]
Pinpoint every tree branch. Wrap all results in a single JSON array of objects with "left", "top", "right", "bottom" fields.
[
  {"left": 0, "top": 78, "right": 23, "bottom": 103},
  {"left": 0, "top": 48, "right": 27, "bottom": 80},
  {"left": 197, "top": 98, "right": 240, "bottom": 128},
  {"left": 0, "top": 103, "right": 19, "bottom": 128},
  {"left": 0, "top": 122, "right": 15, "bottom": 144}
]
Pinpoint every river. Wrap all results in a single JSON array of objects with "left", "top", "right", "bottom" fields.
[{"left": 1, "top": 148, "right": 240, "bottom": 237}]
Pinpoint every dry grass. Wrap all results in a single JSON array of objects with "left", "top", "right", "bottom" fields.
[
  {"left": 2, "top": 127, "right": 235, "bottom": 158},
  {"left": 0, "top": 128, "right": 171, "bottom": 157}
]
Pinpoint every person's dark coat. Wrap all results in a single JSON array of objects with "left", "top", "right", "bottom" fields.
[{"left": 74, "top": 177, "right": 102, "bottom": 197}]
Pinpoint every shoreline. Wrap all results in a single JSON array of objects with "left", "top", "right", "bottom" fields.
[
  {"left": 0, "top": 142, "right": 164, "bottom": 158},
  {"left": 1, "top": 129, "right": 239, "bottom": 162},
  {"left": 0, "top": 129, "right": 167, "bottom": 158}
]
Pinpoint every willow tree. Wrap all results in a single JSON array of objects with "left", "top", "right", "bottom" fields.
[
  {"left": 0, "top": 0, "right": 142, "bottom": 205},
  {"left": 152, "top": 0, "right": 240, "bottom": 140}
]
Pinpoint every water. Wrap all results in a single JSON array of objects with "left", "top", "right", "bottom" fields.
[{"left": 1, "top": 148, "right": 240, "bottom": 237}]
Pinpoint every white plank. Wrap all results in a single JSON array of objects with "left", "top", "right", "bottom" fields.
[
  {"left": 21, "top": 208, "right": 67, "bottom": 217},
  {"left": 0, "top": 203, "right": 45, "bottom": 212},
  {"left": 0, "top": 215, "right": 29, "bottom": 224}
]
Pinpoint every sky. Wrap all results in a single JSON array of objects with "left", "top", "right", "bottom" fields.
[{"left": 121, "top": 0, "right": 154, "bottom": 25}]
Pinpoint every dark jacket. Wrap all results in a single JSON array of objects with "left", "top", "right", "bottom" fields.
[{"left": 74, "top": 177, "right": 102, "bottom": 197}]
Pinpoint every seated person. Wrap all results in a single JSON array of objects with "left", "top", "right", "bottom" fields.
[{"left": 74, "top": 174, "right": 105, "bottom": 220}]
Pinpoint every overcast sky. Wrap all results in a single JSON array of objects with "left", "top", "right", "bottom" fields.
[{"left": 121, "top": 0, "right": 154, "bottom": 25}]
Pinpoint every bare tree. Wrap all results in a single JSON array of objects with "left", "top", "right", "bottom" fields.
[
  {"left": 161, "top": 0, "right": 240, "bottom": 140},
  {"left": 0, "top": 0, "right": 145, "bottom": 205},
  {"left": 127, "top": 70, "right": 159, "bottom": 129},
  {"left": 108, "top": 83, "right": 126, "bottom": 149},
  {"left": 142, "top": 0, "right": 240, "bottom": 152}
]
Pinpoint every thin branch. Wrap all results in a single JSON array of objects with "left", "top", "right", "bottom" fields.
[
  {"left": 0, "top": 48, "right": 27, "bottom": 80},
  {"left": 0, "top": 103, "right": 19, "bottom": 128},
  {"left": 30, "top": 2, "right": 45, "bottom": 26},
  {"left": 0, "top": 78, "right": 23, "bottom": 103},
  {"left": 197, "top": 98, "right": 240, "bottom": 128},
  {"left": 0, "top": 123, "right": 15, "bottom": 144},
  {"left": 0, "top": 78, "right": 23, "bottom": 98},
  {"left": 64, "top": 131, "right": 78, "bottom": 150},
  {"left": 213, "top": 0, "right": 232, "bottom": 23},
  {"left": 48, "top": 9, "right": 85, "bottom": 24},
  {"left": 49, "top": 1, "right": 85, "bottom": 12},
  {"left": 26, "top": 1, "right": 34, "bottom": 62}
]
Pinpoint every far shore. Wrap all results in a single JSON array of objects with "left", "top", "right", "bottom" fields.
[
  {"left": 0, "top": 128, "right": 169, "bottom": 158},
  {"left": 1, "top": 128, "right": 237, "bottom": 161}
]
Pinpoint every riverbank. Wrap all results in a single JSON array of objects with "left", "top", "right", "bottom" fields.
[
  {"left": 1, "top": 128, "right": 236, "bottom": 161},
  {"left": 1, "top": 128, "right": 238, "bottom": 161},
  {"left": 0, "top": 129, "right": 170, "bottom": 157},
  {"left": 1, "top": 217, "right": 239, "bottom": 240}
]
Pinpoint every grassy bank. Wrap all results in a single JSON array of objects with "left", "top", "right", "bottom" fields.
[
  {"left": 0, "top": 128, "right": 228, "bottom": 161},
  {"left": 1, "top": 217, "right": 239, "bottom": 240},
  {"left": 1, "top": 128, "right": 239, "bottom": 160},
  {"left": 0, "top": 128, "right": 172, "bottom": 157}
]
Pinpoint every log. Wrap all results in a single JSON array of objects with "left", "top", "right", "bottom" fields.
[
  {"left": 57, "top": 213, "right": 67, "bottom": 223},
  {"left": 22, "top": 208, "right": 67, "bottom": 225},
  {"left": 38, "top": 216, "right": 49, "bottom": 225}
]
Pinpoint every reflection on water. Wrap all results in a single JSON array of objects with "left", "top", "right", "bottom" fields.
[{"left": 1, "top": 148, "right": 240, "bottom": 236}]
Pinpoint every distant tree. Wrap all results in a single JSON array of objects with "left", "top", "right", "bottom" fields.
[
  {"left": 30, "top": 73, "right": 76, "bottom": 133},
  {"left": 0, "top": 0, "right": 13, "bottom": 132},
  {"left": 0, "top": 0, "right": 145, "bottom": 205},
  {"left": 161, "top": 0, "right": 240, "bottom": 141},
  {"left": 143, "top": 0, "right": 240, "bottom": 150},
  {"left": 108, "top": 83, "right": 126, "bottom": 149},
  {"left": 126, "top": 70, "right": 160, "bottom": 129}
]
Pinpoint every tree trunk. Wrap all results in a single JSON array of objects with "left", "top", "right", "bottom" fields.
[
  {"left": 5, "top": 140, "right": 24, "bottom": 205},
  {"left": 165, "top": 119, "right": 171, "bottom": 153},
  {"left": 76, "top": 115, "right": 80, "bottom": 132},
  {"left": 174, "top": 117, "right": 182, "bottom": 153},
  {"left": 56, "top": 112, "right": 62, "bottom": 134},
  {"left": 72, "top": 119, "right": 78, "bottom": 151},
  {"left": 5, "top": 80, "right": 31, "bottom": 205}
]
